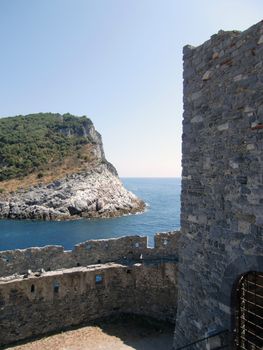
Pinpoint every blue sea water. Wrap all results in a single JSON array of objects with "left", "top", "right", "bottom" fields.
[{"left": 0, "top": 178, "right": 181, "bottom": 251}]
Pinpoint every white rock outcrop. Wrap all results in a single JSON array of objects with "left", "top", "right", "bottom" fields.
[{"left": 0, "top": 164, "right": 145, "bottom": 220}]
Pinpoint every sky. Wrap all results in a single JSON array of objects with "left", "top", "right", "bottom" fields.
[{"left": 0, "top": 1, "right": 262, "bottom": 177}]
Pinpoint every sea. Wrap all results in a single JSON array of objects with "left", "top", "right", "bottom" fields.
[{"left": 0, "top": 178, "right": 181, "bottom": 251}]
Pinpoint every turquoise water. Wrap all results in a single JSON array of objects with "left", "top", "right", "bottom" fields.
[{"left": 0, "top": 178, "right": 181, "bottom": 251}]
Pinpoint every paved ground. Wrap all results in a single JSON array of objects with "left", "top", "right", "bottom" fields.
[{"left": 6, "top": 317, "right": 174, "bottom": 350}]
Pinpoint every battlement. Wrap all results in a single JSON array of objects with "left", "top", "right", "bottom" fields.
[
  {"left": 0, "top": 231, "right": 180, "bottom": 278},
  {"left": 0, "top": 233, "right": 179, "bottom": 347}
]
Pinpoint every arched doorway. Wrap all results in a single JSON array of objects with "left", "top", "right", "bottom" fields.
[{"left": 235, "top": 271, "right": 263, "bottom": 349}]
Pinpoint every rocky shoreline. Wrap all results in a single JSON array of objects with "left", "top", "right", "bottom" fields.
[
  {"left": 0, "top": 113, "right": 145, "bottom": 221},
  {"left": 0, "top": 164, "right": 145, "bottom": 221}
]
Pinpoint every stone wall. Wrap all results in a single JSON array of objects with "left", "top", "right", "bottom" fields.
[
  {"left": 0, "top": 260, "right": 177, "bottom": 347},
  {"left": 174, "top": 21, "right": 263, "bottom": 348},
  {"left": 0, "top": 231, "right": 180, "bottom": 278}
]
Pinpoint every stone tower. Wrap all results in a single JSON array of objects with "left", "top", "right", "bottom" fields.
[{"left": 174, "top": 20, "right": 263, "bottom": 348}]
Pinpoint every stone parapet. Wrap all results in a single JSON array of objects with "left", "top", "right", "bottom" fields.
[
  {"left": 0, "top": 259, "right": 177, "bottom": 347},
  {"left": 0, "top": 231, "right": 180, "bottom": 278}
]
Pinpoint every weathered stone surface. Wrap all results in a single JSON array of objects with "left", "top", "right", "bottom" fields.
[
  {"left": 174, "top": 20, "right": 263, "bottom": 348},
  {"left": 202, "top": 69, "right": 212, "bottom": 80},
  {"left": 0, "top": 260, "right": 178, "bottom": 347},
  {"left": 0, "top": 163, "right": 145, "bottom": 220},
  {"left": 0, "top": 232, "right": 179, "bottom": 347},
  {"left": 0, "top": 231, "right": 180, "bottom": 278}
]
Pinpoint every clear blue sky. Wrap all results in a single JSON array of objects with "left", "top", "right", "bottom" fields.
[{"left": 0, "top": 1, "right": 262, "bottom": 177}]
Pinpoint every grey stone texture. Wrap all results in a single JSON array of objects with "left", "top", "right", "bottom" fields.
[
  {"left": 0, "top": 232, "right": 179, "bottom": 347},
  {"left": 0, "top": 260, "right": 177, "bottom": 347},
  {"left": 174, "top": 20, "right": 263, "bottom": 348},
  {"left": 0, "top": 231, "right": 180, "bottom": 278}
]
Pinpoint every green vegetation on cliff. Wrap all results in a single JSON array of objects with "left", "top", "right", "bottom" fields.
[{"left": 0, "top": 113, "right": 94, "bottom": 181}]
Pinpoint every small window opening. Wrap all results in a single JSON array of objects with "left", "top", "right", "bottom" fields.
[
  {"left": 53, "top": 281, "right": 60, "bottom": 294},
  {"left": 31, "top": 284, "right": 35, "bottom": 293},
  {"left": 97, "top": 259, "right": 101, "bottom": 264},
  {"left": 76, "top": 262, "right": 80, "bottom": 267},
  {"left": 163, "top": 239, "right": 168, "bottom": 246},
  {"left": 127, "top": 269, "right": 132, "bottom": 274},
  {"left": 135, "top": 242, "right": 139, "bottom": 248},
  {"left": 95, "top": 274, "right": 103, "bottom": 284}
]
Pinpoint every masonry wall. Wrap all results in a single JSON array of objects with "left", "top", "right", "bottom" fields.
[
  {"left": 0, "top": 260, "right": 177, "bottom": 347},
  {"left": 174, "top": 21, "right": 263, "bottom": 348},
  {"left": 0, "top": 231, "right": 179, "bottom": 278}
]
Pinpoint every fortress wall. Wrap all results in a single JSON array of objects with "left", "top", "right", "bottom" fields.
[
  {"left": 127, "top": 260, "right": 177, "bottom": 320},
  {"left": 0, "top": 231, "right": 180, "bottom": 278},
  {"left": 0, "top": 260, "right": 177, "bottom": 347},
  {"left": 174, "top": 21, "right": 263, "bottom": 347}
]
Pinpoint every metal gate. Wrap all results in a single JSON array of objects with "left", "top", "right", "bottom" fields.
[{"left": 236, "top": 271, "right": 263, "bottom": 349}]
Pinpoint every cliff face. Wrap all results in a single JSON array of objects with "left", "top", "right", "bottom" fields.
[{"left": 0, "top": 113, "right": 145, "bottom": 220}]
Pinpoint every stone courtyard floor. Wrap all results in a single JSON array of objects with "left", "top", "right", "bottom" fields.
[{"left": 6, "top": 316, "right": 174, "bottom": 350}]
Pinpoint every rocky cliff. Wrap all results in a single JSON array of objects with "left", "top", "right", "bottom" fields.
[{"left": 0, "top": 113, "right": 145, "bottom": 220}]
